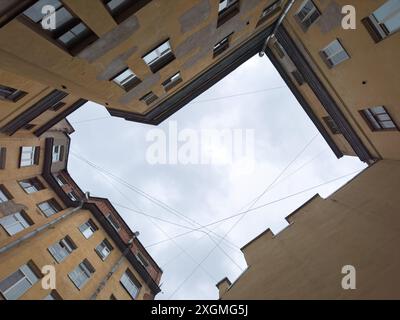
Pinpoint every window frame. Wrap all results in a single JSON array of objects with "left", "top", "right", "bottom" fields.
[
  {"left": 48, "top": 235, "right": 77, "bottom": 263},
  {"left": 0, "top": 184, "right": 13, "bottom": 203},
  {"left": 120, "top": 269, "right": 141, "bottom": 299},
  {"left": 217, "top": 0, "right": 240, "bottom": 28},
  {"left": 95, "top": 239, "right": 113, "bottom": 261},
  {"left": 19, "top": 146, "right": 40, "bottom": 168},
  {"left": 19, "top": 177, "right": 45, "bottom": 194},
  {"left": 106, "top": 213, "right": 120, "bottom": 231},
  {"left": 79, "top": 219, "right": 98, "bottom": 239},
  {"left": 319, "top": 39, "right": 350, "bottom": 68},
  {"left": 140, "top": 91, "right": 158, "bottom": 106},
  {"left": 110, "top": 67, "right": 141, "bottom": 92},
  {"left": 322, "top": 116, "right": 341, "bottom": 135},
  {"left": 213, "top": 34, "right": 232, "bottom": 58},
  {"left": 295, "top": 0, "right": 321, "bottom": 31},
  {"left": 37, "top": 199, "right": 62, "bottom": 218},
  {"left": 142, "top": 40, "right": 176, "bottom": 73},
  {"left": 256, "top": 0, "right": 281, "bottom": 27},
  {"left": 68, "top": 259, "right": 95, "bottom": 290},
  {"left": 360, "top": 106, "right": 399, "bottom": 132},
  {"left": 162, "top": 72, "right": 183, "bottom": 92},
  {"left": 0, "top": 211, "right": 33, "bottom": 236},
  {"left": 0, "top": 84, "right": 27, "bottom": 102},
  {"left": 102, "top": 0, "right": 151, "bottom": 24},
  {"left": 362, "top": 0, "right": 400, "bottom": 43},
  {"left": 19, "top": 1, "right": 98, "bottom": 56},
  {"left": 52, "top": 145, "right": 64, "bottom": 163}
]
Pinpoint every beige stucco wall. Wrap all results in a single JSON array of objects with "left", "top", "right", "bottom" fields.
[{"left": 221, "top": 159, "right": 400, "bottom": 299}]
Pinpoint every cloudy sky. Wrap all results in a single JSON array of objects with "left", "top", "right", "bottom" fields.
[{"left": 67, "top": 54, "right": 366, "bottom": 300}]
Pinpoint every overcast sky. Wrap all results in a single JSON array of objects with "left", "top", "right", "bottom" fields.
[{"left": 67, "top": 54, "right": 367, "bottom": 300}]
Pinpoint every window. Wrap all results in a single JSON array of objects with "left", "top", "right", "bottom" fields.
[
  {"left": 111, "top": 68, "right": 141, "bottom": 92},
  {"left": 102, "top": 0, "right": 150, "bottom": 23},
  {"left": 362, "top": 0, "right": 400, "bottom": 42},
  {"left": 68, "top": 259, "right": 95, "bottom": 290},
  {"left": 0, "top": 147, "right": 6, "bottom": 169},
  {"left": 79, "top": 219, "right": 98, "bottom": 239},
  {"left": 50, "top": 102, "right": 66, "bottom": 111},
  {"left": 0, "top": 262, "right": 39, "bottom": 300},
  {"left": 213, "top": 35, "right": 231, "bottom": 58},
  {"left": 323, "top": 116, "right": 340, "bottom": 134},
  {"left": 120, "top": 270, "right": 141, "bottom": 299},
  {"left": 217, "top": 0, "right": 240, "bottom": 27},
  {"left": 52, "top": 145, "right": 64, "bottom": 163},
  {"left": 136, "top": 252, "right": 149, "bottom": 268},
  {"left": 360, "top": 106, "right": 398, "bottom": 131},
  {"left": 95, "top": 239, "right": 113, "bottom": 261},
  {"left": 143, "top": 40, "right": 175, "bottom": 73},
  {"left": 38, "top": 199, "right": 61, "bottom": 217},
  {"left": 0, "top": 211, "right": 32, "bottom": 236},
  {"left": 19, "top": 146, "right": 40, "bottom": 167},
  {"left": 106, "top": 214, "right": 120, "bottom": 231},
  {"left": 0, "top": 84, "right": 27, "bottom": 102},
  {"left": 55, "top": 174, "right": 67, "bottom": 186},
  {"left": 295, "top": 0, "right": 321, "bottom": 31},
  {"left": 140, "top": 92, "right": 158, "bottom": 106},
  {"left": 22, "top": 0, "right": 98, "bottom": 55},
  {"left": 162, "top": 72, "right": 183, "bottom": 92},
  {"left": 67, "top": 191, "right": 78, "bottom": 201},
  {"left": 23, "top": 124, "right": 36, "bottom": 131},
  {"left": 43, "top": 290, "right": 62, "bottom": 300},
  {"left": 256, "top": 0, "right": 281, "bottom": 27},
  {"left": 0, "top": 185, "right": 12, "bottom": 203},
  {"left": 19, "top": 178, "right": 45, "bottom": 194},
  {"left": 48, "top": 236, "right": 77, "bottom": 263},
  {"left": 320, "top": 39, "right": 350, "bottom": 68}
]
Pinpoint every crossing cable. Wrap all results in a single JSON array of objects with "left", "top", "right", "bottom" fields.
[
  {"left": 167, "top": 133, "right": 320, "bottom": 298},
  {"left": 146, "top": 168, "right": 362, "bottom": 248},
  {"left": 98, "top": 171, "right": 220, "bottom": 282},
  {"left": 70, "top": 151, "right": 240, "bottom": 251}
]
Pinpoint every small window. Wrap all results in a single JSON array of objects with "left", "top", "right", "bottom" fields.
[
  {"left": 95, "top": 239, "right": 113, "bottom": 261},
  {"left": 360, "top": 106, "right": 398, "bottom": 131},
  {"left": 143, "top": 40, "right": 175, "bottom": 73},
  {"left": 0, "top": 185, "right": 12, "bottom": 203},
  {"left": 295, "top": 0, "right": 321, "bottom": 31},
  {"left": 136, "top": 252, "right": 149, "bottom": 268},
  {"left": 19, "top": 146, "right": 40, "bottom": 167},
  {"left": 106, "top": 214, "right": 120, "bottom": 231},
  {"left": 0, "top": 211, "right": 33, "bottom": 236},
  {"left": 0, "top": 261, "right": 39, "bottom": 300},
  {"left": 213, "top": 35, "right": 231, "bottom": 58},
  {"left": 52, "top": 145, "right": 64, "bottom": 163},
  {"left": 23, "top": 124, "right": 36, "bottom": 131},
  {"left": 120, "top": 270, "right": 141, "bottom": 299},
  {"left": 68, "top": 259, "right": 95, "bottom": 290},
  {"left": 0, "top": 84, "right": 27, "bottom": 102},
  {"left": 217, "top": 0, "right": 240, "bottom": 27},
  {"left": 38, "top": 199, "right": 62, "bottom": 217},
  {"left": 22, "top": 0, "right": 98, "bottom": 55},
  {"left": 320, "top": 39, "right": 350, "bottom": 68},
  {"left": 111, "top": 68, "right": 141, "bottom": 92},
  {"left": 67, "top": 191, "right": 79, "bottom": 201},
  {"left": 102, "top": 0, "right": 149, "bottom": 23},
  {"left": 322, "top": 116, "right": 340, "bottom": 134},
  {"left": 162, "top": 72, "right": 183, "bottom": 92},
  {"left": 43, "top": 290, "right": 62, "bottom": 300},
  {"left": 0, "top": 147, "right": 6, "bottom": 170},
  {"left": 50, "top": 102, "right": 66, "bottom": 112},
  {"left": 19, "top": 178, "right": 45, "bottom": 194},
  {"left": 48, "top": 236, "right": 77, "bottom": 263},
  {"left": 256, "top": 0, "right": 281, "bottom": 27},
  {"left": 362, "top": 0, "right": 400, "bottom": 42},
  {"left": 55, "top": 174, "right": 67, "bottom": 186},
  {"left": 79, "top": 219, "right": 98, "bottom": 239},
  {"left": 140, "top": 92, "right": 158, "bottom": 106}
]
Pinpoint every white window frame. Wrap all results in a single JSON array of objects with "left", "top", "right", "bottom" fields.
[
  {"left": 143, "top": 40, "right": 172, "bottom": 66},
  {"left": 321, "top": 39, "right": 350, "bottom": 67},
  {"left": 296, "top": 0, "right": 320, "bottom": 29},
  {"left": 0, "top": 188, "right": 9, "bottom": 203},
  {"left": 0, "top": 263, "right": 38, "bottom": 300},
  {"left": 52, "top": 145, "right": 62, "bottom": 163},
  {"left": 95, "top": 240, "right": 113, "bottom": 261},
  {"left": 106, "top": 214, "right": 120, "bottom": 231},
  {"left": 48, "top": 236, "right": 76, "bottom": 263},
  {"left": 20, "top": 146, "right": 37, "bottom": 167},
  {"left": 370, "top": 0, "right": 400, "bottom": 38},
  {"left": 38, "top": 200, "right": 59, "bottom": 218},
  {"left": 0, "top": 212, "right": 31, "bottom": 236},
  {"left": 79, "top": 220, "right": 97, "bottom": 239},
  {"left": 68, "top": 260, "right": 94, "bottom": 290},
  {"left": 120, "top": 270, "right": 140, "bottom": 299}
]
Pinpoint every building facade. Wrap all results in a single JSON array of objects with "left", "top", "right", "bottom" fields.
[
  {"left": 0, "top": 123, "right": 162, "bottom": 300},
  {"left": 217, "top": 159, "right": 400, "bottom": 299}
]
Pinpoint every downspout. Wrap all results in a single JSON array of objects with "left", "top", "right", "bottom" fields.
[
  {"left": 259, "top": 0, "right": 296, "bottom": 56},
  {"left": 89, "top": 233, "right": 139, "bottom": 300},
  {"left": 0, "top": 199, "right": 85, "bottom": 255}
]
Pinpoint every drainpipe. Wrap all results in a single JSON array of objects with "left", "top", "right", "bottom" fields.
[
  {"left": 89, "top": 232, "right": 140, "bottom": 300},
  {"left": 0, "top": 193, "right": 88, "bottom": 255},
  {"left": 259, "top": 0, "right": 296, "bottom": 57}
]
